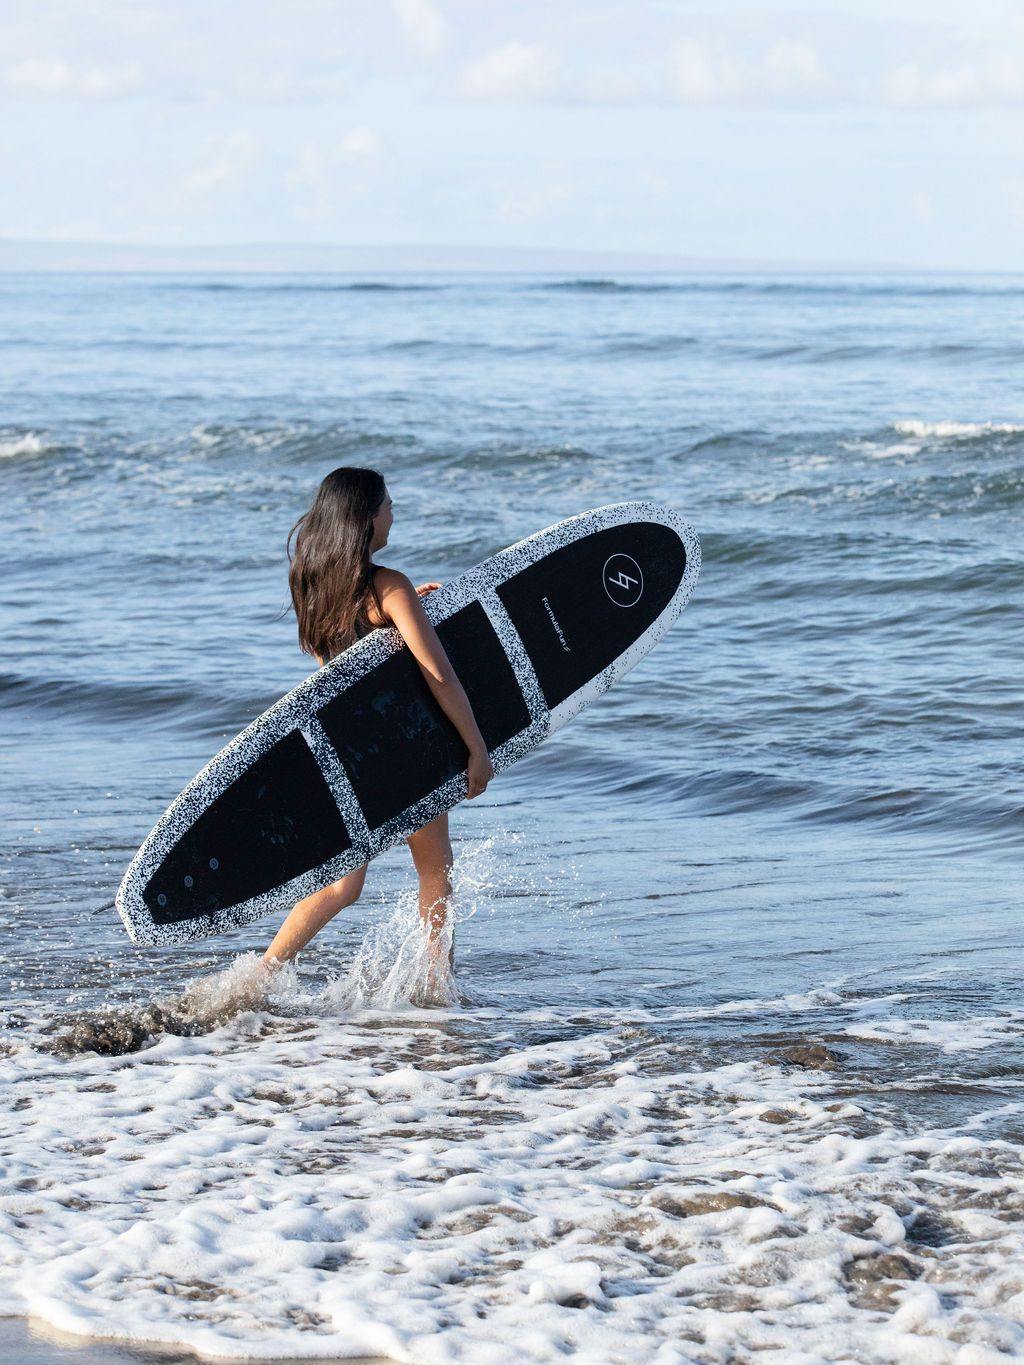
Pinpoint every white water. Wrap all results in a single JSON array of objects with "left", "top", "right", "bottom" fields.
[
  {"left": 2, "top": 838, "right": 1024, "bottom": 1362},
  {"left": 4, "top": 993, "right": 1024, "bottom": 1362}
]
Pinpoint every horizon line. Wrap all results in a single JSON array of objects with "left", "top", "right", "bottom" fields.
[{"left": 1, "top": 235, "right": 1003, "bottom": 274}]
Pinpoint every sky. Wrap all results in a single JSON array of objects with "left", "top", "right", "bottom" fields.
[{"left": 3, "top": 0, "right": 1024, "bottom": 270}]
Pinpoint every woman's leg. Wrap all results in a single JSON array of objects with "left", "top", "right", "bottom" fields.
[
  {"left": 406, "top": 812, "right": 455, "bottom": 967},
  {"left": 262, "top": 864, "right": 367, "bottom": 968}
]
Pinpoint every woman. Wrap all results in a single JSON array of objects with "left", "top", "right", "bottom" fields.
[{"left": 261, "top": 466, "right": 494, "bottom": 977}]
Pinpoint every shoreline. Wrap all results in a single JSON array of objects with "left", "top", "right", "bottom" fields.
[{"left": 0, "top": 1317, "right": 396, "bottom": 1365}]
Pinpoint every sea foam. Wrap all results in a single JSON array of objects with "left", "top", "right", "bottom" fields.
[
  {"left": 3, "top": 1007, "right": 1024, "bottom": 1362},
  {"left": 0, "top": 432, "right": 46, "bottom": 458},
  {"left": 893, "top": 420, "right": 1024, "bottom": 439}
]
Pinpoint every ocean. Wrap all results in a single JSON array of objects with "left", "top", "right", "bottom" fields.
[{"left": 1, "top": 270, "right": 1022, "bottom": 1363}]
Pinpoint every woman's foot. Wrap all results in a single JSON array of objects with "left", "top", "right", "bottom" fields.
[{"left": 411, "top": 915, "right": 456, "bottom": 1006}]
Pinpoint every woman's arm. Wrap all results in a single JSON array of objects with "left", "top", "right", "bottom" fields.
[{"left": 376, "top": 568, "right": 494, "bottom": 798}]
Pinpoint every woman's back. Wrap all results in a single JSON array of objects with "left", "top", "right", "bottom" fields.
[{"left": 357, "top": 563, "right": 389, "bottom": 636}]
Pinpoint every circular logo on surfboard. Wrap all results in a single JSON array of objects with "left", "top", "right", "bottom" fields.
[{"left": 602, "top": 553, "right": 644, "bottom": 607}]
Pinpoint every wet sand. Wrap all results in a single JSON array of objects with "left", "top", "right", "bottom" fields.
[{"left": 1, "top": 1316, "right": 395, "bottom": 1365}]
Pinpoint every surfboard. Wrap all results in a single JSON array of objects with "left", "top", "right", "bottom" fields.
[{"left": 115, "top": 501, "right": 701, "bottom": 945}]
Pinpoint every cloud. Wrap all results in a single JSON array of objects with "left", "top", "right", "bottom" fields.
[
  {"left": 152, "top": 59, "right": 349, "bottom": 106},
  {"left": 637, "top": 168, "right": 670, "bottom": 197},
  {"left": 338, "top": 127, "right": 382, "bottom": 159},
  {"left": 882, "top": 56, "right": 1024, "bottom": 108},
  {"left": 497, "top": 178, "right": 574, "bottom": 223},
  {"left": 219, "top": 64, "right": 349, "bottom": 104},
  {"left": 0, "top": 52, "right": 348, "bottom": 106},
  {"left": 179, "top": 130, "right": 261, "bottom": 206},
  {"left": 3, "top": 55, "right": 144, "bottom": 99},
  {"left": 456, "top": 41, "right": 558, "bottom": 102},
  {"left": 392, "top": 0, "right": 448, "bottom": 58},
  {"left": 575, "top": 68, "right": 650, "bottom": 105},
  {"left": 910, "top": 189, "right": 934, "bottom": 223},
  {"left": 669, "top": 38, "right": 837, "bottom": 105},
  {"left": 451, "top": 34, "right": 838, "bottom": 107},
  {"left": 285, "top": 127, "right": 384, "bottom": 220},
  {"left": 1001, "top": 177, "right": 1024, "bottom": 227}
]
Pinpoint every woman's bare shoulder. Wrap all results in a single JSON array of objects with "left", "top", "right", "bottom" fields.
[{"left": 372, "top": 566, "right": 414, "bottom": 595}]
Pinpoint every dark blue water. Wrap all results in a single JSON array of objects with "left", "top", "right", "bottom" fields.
[
  {"left": 2, "top": 270, "right": 1020, "bottom": 981},
  {"left": 1, "top": 271, "right": 1022, "bottom": 1361}
]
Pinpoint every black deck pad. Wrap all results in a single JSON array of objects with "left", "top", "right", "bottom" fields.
[
  {"left": 143, "top": 730, "right": 351, "bottom": 924},
  {"left": 316, "top": 601, "right": 530, "bottom": 831},
  {"left": 497, "top": 521, "right": 687, "bottom": 709}
]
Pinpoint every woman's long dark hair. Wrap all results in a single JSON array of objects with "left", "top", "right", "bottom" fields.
[{"left": 287, "top": 467, "right": 387, "bottom": 663}]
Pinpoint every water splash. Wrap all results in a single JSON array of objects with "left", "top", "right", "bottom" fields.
[
  {"left": 47, "top": 835, "right": 547, "bottom": 1053},
  {"left": 327, "top": 833, "right": 520, "bottom": 1011},
  {"left": 47, "top": 951, "right": 301, "bottom": 1055},
  {"left": 330, "top": 898, "right": 458, "bottom": 1010},
  {"left": 175, "top": 948, "right": 300, "bottom": 1020}
]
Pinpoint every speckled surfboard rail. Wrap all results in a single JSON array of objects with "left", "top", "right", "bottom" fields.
[{"left": 116, "top": 501, "right": 701, "bottom": 945}]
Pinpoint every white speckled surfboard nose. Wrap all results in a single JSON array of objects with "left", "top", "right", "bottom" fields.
[{"left": 115, "top": 501, "right": 701, "bottom": 945}]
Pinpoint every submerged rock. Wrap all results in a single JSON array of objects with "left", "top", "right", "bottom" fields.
[
  {"left": 49, "top": 1003, "right": 199, "bottom": 1056},
  {"left": 846, "top": 1252, "right": 920, "bottom": 1284},
  {"left": 44, "top": 954, "right": 282, "bottom": 1056},
  {"left": 769, "top": 1042, "right": 842, "bottom": 1070},
  {"left": 651, "top": 1188, "right": 767, "bottom": 1217}
]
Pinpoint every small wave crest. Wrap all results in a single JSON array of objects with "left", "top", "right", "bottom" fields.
[
  {"left": 185, "top": 419, "right": 420, "bottom": 466},
  {"left": 537, "top": 743, "right": 1022, "bottom": 844},
  {"left": 0, "top": 669, "right": 268, "bottom": 735},
  {"left": 536, "top": 278, "right": 674, "bottom": 294},
  {"left": 594, "top": 332, "right": 698, "bottom": 357},
  {"left": 0, "top": 431, "right": 51, "bottom": 459},
  {"left": 853, "top": 419, "right": 1024, "bottom": 462},
  {"left": 893, "top": 420, "right": 1024, "bottom": 440},
  {"left": 531, "top": 277, "right": 1024, "bottom": 299},
  {"left": 158, "top": 280, "right": 446, "bottom": 294}
]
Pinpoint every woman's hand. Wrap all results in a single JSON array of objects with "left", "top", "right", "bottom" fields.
[
  {"left": 415, "top": 581, "right": 442, "bottom": 597},
  {"left": 466, "top": 746, "right": 494, "bottom": 799}
]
